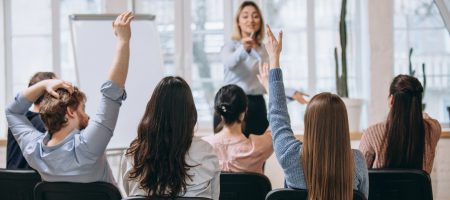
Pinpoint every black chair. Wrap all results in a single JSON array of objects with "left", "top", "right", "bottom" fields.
[
  {"left": 0, "top": 169, "right": 42, "bottom": 200},
  {"left": 123, "top": 196, "right": 211, "bottom": 200},
  {"left": 220, "top": 172, "right": 272, "bottom": 200},
  {"left": 368, "top": 169, "right": 433, "bottom": 200},
  {"left": 34, "top": 181, "right": 122, "bottom": 200},
  {"left": 265, "top": 188, "right": 367, "bottom": 200}
]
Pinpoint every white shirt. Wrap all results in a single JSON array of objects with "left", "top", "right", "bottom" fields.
[{"left": 121, "top": 137, "right": 220, "bottom": 199}]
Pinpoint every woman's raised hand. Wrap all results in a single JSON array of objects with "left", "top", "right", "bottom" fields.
[{"left": 265, "top": 25, "right": 282, "bottom": 68}]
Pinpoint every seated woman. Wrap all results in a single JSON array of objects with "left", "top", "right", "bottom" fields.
[
  {"left": 359, "top": 75, "right": 441, "bottom": 174},
  {"left": 203, "top": 84, "right": 273, "bottom": 174},
  {"left": 265, "top": 25, "right": 369, "bottom": 199},
  {"left": 121, "top": 77, "right": 220, "bottom": 199}
]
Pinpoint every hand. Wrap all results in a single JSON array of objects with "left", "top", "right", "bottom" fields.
[
  {"left": 257, "top": 62, "right": 269, "bottom": 93},
  {"left": 241, "top": 37, "right": 255, "bottom": 52},
  {"left": 292, "top": 91, "right": 309, "bottom": 105},
  {"left": 265, "top": 25, "right": 282, "bottom": 68},
  {"left": 113, "top": 11, "right": 134, "bottom": 42},
  {"left": 43, "top": 79, "right": 74, "bottom": 98}
]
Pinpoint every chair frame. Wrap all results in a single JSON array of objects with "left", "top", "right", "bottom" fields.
[{"left": 34, "top": 181, "right": 122, "bottom": 200}]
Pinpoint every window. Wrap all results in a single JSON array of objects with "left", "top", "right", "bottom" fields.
[
  {"left": 191, "top": 0, "right": 225, "bottom": 122},
  {"left": 134, "top": 0, "right": 176, "bottom": 75},
  {"left": 2, "top": 0, "right": 102, "bottom": 137},
  {"left": 60, "top": 0, "right": 102, "bottom": 83},
  {"left": 10, "top": 0, "right": 53, "bottom": 95},
  {"left": 133, "top": 0, "right": 369, "bottom": 130},
  {"left": 2, "top": 0, "right": 370, "bottom": 135},
  {"left": 394, "top": 0, "right": 450, "bottom": 123}
]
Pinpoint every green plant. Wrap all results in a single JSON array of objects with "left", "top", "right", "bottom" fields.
[
  {"left": 408, "top": 48, "right": 427, "bottom": 94},
  {"left": 408, "top": 47, "right": 427, "bottom": 110},
  {"left": 335, "top": 0, "right": 348, "bottom": 98}
]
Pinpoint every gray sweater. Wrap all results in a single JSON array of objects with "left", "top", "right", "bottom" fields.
[{"left": 268, "top": 68, "right": 369, "bottom": 198}]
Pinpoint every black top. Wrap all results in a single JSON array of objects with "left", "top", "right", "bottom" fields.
[{"left": 7, "top": 111, "right": 45, "bottom": 169}]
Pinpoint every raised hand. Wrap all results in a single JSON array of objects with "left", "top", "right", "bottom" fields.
[
  {"left": 257, "top": 62, "right": 269, "bottom": 92},
  {"left": 44, "top": 79, "right": 74, "bottom": 98},
  {"left": 113, "top": 11, "right": 134, "bottom": 42},
  {"left": 292, "top": 91, "right": 309, "bottom": 105},
  {"left": 265, "top": 25, "right": 282, "bottom": 68}
]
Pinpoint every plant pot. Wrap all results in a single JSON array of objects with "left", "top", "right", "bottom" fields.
[{"left": 342, "top": 98, "right": 364, "bottom": 132}]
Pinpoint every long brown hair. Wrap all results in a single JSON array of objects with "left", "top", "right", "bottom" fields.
[
  {"left": 126, "top": 76, "right": 198, "bottom": 198},
  {"left": 231, "top": 1, "right": 265, "bottom": 44},
  {"left": 302, "top": 92, "right": 353, "bottom": 200},
  {"left": 383, "top": 75, "right": 425, "bottom": 169}
]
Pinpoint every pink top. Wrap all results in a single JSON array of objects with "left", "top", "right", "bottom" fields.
[
  {"left": 359, "top": 114, "right": 441, "bottom": 174},
  {"left": 203, "top": 131, "right": 273, "bottom": 174}
]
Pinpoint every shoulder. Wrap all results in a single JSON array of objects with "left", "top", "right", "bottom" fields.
[
  {"left": 202, "top": 135, "right": 218, "bottom": 146},
  {"left": 190, "top": 137, "right": 218, "bottom": 161},
  {"left": 352, "top": 149, "right": 365, "bottom": 163},
  {"left": 189, "top": 137, "right": 220, "bottom": 171},
  {"left": 362, "top": 122, "right": 386, "bottom": 138},
  {"left": 352, "top": 149, "right": 368, "bottom": 176},
  {"left": 249, "top": 131, "right": 273, "bottom": 144},
  {"left": 424, "top": 117, "right": 442, "bottom": 138}
]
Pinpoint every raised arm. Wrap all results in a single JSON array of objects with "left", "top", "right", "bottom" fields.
[
  {"left": 108, "top": 11, "right": 134, "bottom": 88},
  {"left": 6, "top": 79, "right": 73, "bottom": 151},
  {"left": 266, "top": 25, "right": 306, "bottom": 188},
  {"left": 76, "top": 12, "right": 134, "bottom": 158}
]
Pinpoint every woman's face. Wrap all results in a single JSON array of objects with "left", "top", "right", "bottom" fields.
[{"left": 238, "top": 5, "right": 261, "bottom": 36}]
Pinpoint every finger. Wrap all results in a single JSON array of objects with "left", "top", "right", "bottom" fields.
[
  {"left": 258, "top": 62, "right": 263, "bottom": 74},
  {"left": 48, "top": 90, "right": 60, "bottom": 98},
  {"left": 266, "top": 24, "right": 275, "bottom": 39},
  {"left": 263, "top": 62, "right": 269, "bottom": 72},
  {"left": 257, "top": 75, "right": 262, "bottom": 83},
  {"left": 300, "top": 92, "right": 310, "bottom": 97},
  {"left": 278, "top": 31, "right": 283, "bottom": 46},
  {"left": 123, "top": 11, "right": 132, "bottom": 21},
  {"left": 125, "top": 15, "right": 134, "bottom": 24},
  {"left": 63, "top": 82, "right": 74, "bottom": 94},
  {"left": 118, "top": 12, "right": 125, "bottom": 22}
]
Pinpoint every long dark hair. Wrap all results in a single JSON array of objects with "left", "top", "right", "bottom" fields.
[
  {"left": 214, "top": 84, "right": 248, "bottom": 133},
  {"left": 383, "top": 74, "right": 426, "bottom": 169},
  {"left": 126, "top": 76, "right": 198, "bottom": 198}
]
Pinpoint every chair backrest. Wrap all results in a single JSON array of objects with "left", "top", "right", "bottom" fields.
[
  {"left": 265, "top": 188, "right": 367, "bottom": 200},
  {"left": 220, "top": 172, "right": 272, "bottom": 200},
  {"left": 123, "top": 196, "right": 211, "bottom": 200},
  {"left": 0, "top": 169, "right": 42, "bottom": 200},
  {"left": 34, "top": 181, "right": 122, "bottom": 200},
  {"left": 368, "top": 169, "right": 433, "bottom": 200}
]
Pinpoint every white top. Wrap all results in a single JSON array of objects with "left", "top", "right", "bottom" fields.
[{"left": 120, "top": 137, "right": 221, "bottom": 199}]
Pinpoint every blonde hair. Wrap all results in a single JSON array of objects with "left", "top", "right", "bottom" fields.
[
  {"left": 231, "top": 1, "right": 265, "bottom": 44},
  {"left": 302, "top": 93, "right": 354, "bottom": 200}
]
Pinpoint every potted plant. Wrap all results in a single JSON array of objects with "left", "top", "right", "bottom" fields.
[
  {"left": 408, "top": 48, "right": 427, "bottom": 110},
  {"left": 334, "top": 0, "right": 364, "bottom": 132}
]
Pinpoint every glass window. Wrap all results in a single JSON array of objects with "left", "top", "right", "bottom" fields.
[
  {"left": 394, "top": 0, "right": 450, "bottom": 123},
  {"left": 11, "top": 0, "right": 52, "bottom": 95},
  {"left": 60, "top": 0, "right": 102, "bottom": 83},
  {"left": 262, "top": 0, "right": 308, "bottom": 129},
  {"left": 134, "top": 0, "right": 176, "bottom": 75},
  {"left": 191, "top": 0, "right": 225, "bottom": 122}
]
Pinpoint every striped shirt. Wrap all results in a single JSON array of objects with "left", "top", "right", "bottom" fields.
[{"left": 359, "top": 116, "right": 441, "bottom": 174}]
